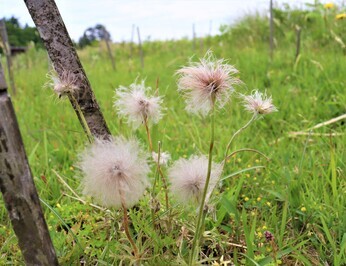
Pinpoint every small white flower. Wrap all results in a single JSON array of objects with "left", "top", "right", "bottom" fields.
[
  {"left": 168, "top": 155, "right": 222, "bottom": 205},
  {"left": 176, "top": 51, "right": 241, "bottom": 116},
  {"left": 242, "top": 90, "right": 278, "bottom": 115},
  {"left": 152, "top": 151, "right": 171, "bottom": 166},
  {"left": 46, "top": 70, "right": 80, "bottom": 98},
  {"left": 114, "top": 81, "right": 163, "bottom": 128},
  {"left": 78, "top": 136, "right": 150, "bottom": 208}
]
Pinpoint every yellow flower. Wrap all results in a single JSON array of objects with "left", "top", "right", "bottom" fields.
[
  {"left": 336, "top": 13, "right": 346, "bottom": 20},
  {"left": 301, "top": 206, "right": 307, "bottom": 212},
  {"left": 244, "top": 197, "right": 249, "bottom": 202},
  {"left": 266, "top": 201, "right": 271, "bottom": 207},
  {"left": 257, "top": 197, "right": 261, "bottom": 202},
  {"left": 324, "top": 2, "right": 335, "bottom": 9}
]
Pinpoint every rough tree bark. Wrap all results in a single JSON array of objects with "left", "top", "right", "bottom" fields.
[
  {"left": 24, "top": 0, "right": 111, "bottom": 140},
  {"left": 0, "top": 62, "right": 59, "bottom": 265},
  {"left": 0, "top": 19, "right": 16, "bottom": 95}
]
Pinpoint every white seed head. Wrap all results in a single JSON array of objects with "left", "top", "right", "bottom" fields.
[
  {"left": 114, "top": 81, "right": 163, "bottom": 128},
  {"left": 177, "top": 51, "right": 241, "bottom": 116},
  {"left": 46, "top": 70, "right": 80, "bottom": 98},
  {"left": 168, "top": 155, "right": 222, "bottom": 205},
  {"left": 78, "top": 136, "right": 150, "bottom": 209},
  {"left": 242, "top": 90, "right": 278, "bottom": 115},
  {"left": 152, "top": 151, "right": 171, "bottom": 166}
]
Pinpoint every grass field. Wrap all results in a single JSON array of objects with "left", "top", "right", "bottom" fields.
[{"left": 1, "top": 4, "right": 345, "bottom": 265}]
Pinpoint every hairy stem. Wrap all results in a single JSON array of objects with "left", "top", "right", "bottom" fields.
[
  {"left": 120, "top": 190, "right": 139, "bottom": 259},
  {"left": 223, "top": 114, "right": 257, "bottom": 172},
  {"left": 143, "top": 117, "right": 153, "bottom": 151},
  {"left": 189, "top": 97, "right": 216, "bottom": 265},
  {"left": 70, "top": 93, "right": 93, "bottom": 143},
  {"left": 144, "top": 120, "right": 171, "bottom": 229},
  {"left": 225, "top": 148, "right": 270, "bottom": 162}
]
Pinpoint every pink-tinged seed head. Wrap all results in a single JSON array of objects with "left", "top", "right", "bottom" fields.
[
  {"left": 177, "top": 51, "right": 241, "bottom": 116},
  {"left": 114, "top": 80, "right": 164, "bottom": 128},
  {"left": 242, "top": 90, "right": 278, "bottom": 116}
]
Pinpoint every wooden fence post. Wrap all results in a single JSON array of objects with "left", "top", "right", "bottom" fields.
[
  {"left": 269, "top": 0, "right": 274, "bottom": 59},
  {"left": 192, "top": 23, "right": 196, "bottom": 52},
  {"left": 0, "top": 61, "right": 59, "bottom": 265},
  {"left": 130, "top": 24, "right": 135, "bottom": 60},
  {"left": 0, "top": 19, "right": 16, "bottom": 95},
  {"left": 24, "top": 0, "right": 111, "bottom": 140},
  {"left": 137, "top": 26, "right": 144, "bottom": 69},
  {"left": 103, "top": 28, "right": 116, "bottom": 71}
]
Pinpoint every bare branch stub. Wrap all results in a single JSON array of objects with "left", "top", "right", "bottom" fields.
[
  {"left": 0, "top": 62, "right": 59, "bottom": 265},
  {"left": 24, "top": 0, "right": 111, "bottom": 140}
]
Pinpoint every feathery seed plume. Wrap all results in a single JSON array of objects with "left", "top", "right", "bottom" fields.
[
  {"left": 242, "top": 90, "right": 277, "bottom": 116},
  {"left": 152, "top": 151, "right": 171, "bottom": 166},
  {"left": 46, "top": 70, "right": 80, "bottom": 98},
  {"left": 177, "top": 51, "right": 240, "bottom": 116},
  {"left": 78, "top": 136, "right": 150, "bottom": 208},
  {"left": 168, "top": 155, "right": 222, "bottom": 205},
  {"left": 114, "top": 81, "right": 163, "bottom": 128}
]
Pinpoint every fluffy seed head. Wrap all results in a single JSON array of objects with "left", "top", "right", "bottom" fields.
[
  {"left": 78, "top": 136, "right": 150, "bottom": 208},
  {"left": 176, "top": 51, "right": 241, "bottom": 116},
  {"left": 168, "top": 155, "right": 222, "bottom": 205},
  {"left": 46, "top": 70, "right": 80, "bottom": 98},
  {"left": 114, "top": 81, "right": 163, "bottom": 128},
  {"left": 242, "top": 90, "right": 278, "bottom": 115},
  {"left": 152, "top": 151, "right": 171, "bottom": 166}
]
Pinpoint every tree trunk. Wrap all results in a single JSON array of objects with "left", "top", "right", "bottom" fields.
[
  {"left": 24, "top": 0, "right": 111, "bottom": 140},
  {"left": 0, "top": 62, "right": 59, "bottom": 266}
]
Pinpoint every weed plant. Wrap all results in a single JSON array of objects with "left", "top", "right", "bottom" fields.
[{"left": 0, "top": 2, "right": 345, "bottom": 265}]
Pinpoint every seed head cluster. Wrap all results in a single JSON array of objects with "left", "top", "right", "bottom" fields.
[
  {"left": 78, "top": 137, "right": 150, "bottom": 208},
  {"left": 114, "top": 81, "right": 163, "bottom": 128},
  {"left": 168, "top": 155, "right": 222, "bottom": 205},
  {"left": 47, "top": 70, "right": 81, "bottom": 98},
  {"left": 177, "top": 52, "right": 241, "bottom": 116},
  {"left": 242, "top": 90, "right": 277, "bottom": 116},
  {"left": 152, "top": 151, "right": 171, "bottom": 166}
]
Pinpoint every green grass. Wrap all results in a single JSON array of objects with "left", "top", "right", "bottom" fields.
[{"left": 1, "top": 4, "right": 345, "bottom": 265}]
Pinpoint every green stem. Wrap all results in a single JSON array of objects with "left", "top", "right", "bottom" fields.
[
  {"left": 189, "top": 97, "right": 216, "bottom": 265},
  {"left": 225, "top": 148, "right": 270, "bottom": 162},
  {"left": 222, "top": 114, "right": 257, "bottom": 172},
  {"left": 121, "top": 203, "right": 139, "bottom": 259},
  {"left": 70, "top": 93, "right": 93, "bottom": 143},
  {"left": 145, "top": 120, "right": 171, "bottom": 230}
]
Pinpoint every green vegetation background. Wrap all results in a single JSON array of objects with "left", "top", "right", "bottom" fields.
[{"left": 1, "top": 3, "right": 345, "bottom": 265}]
